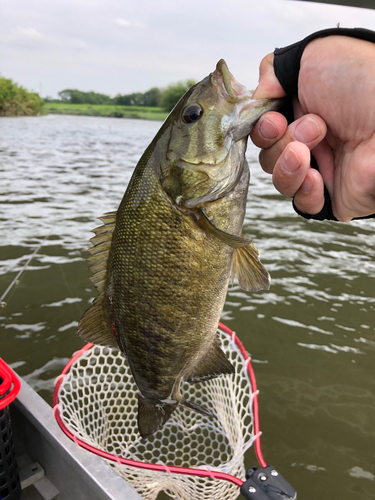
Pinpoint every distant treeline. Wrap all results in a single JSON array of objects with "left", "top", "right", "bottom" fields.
[
  {"left": 0, "top": 76, "right": 197, "bottom": 117},
  {"left": 0, "top": 77, "right": 44, "bottom": 116},
  {"left": 47, "top": 79, "right": 196, "bottom": 112}
]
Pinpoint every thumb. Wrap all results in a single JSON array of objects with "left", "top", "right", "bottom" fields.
[{"left": 252, "top": 53, "right": 286, "bottom": 99}]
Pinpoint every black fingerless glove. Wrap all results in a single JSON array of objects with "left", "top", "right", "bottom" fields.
[{"left": 273, "top": 27, "right": 375, "bottom": 221}]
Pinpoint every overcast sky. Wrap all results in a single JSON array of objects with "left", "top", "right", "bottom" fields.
[{"left": 1, "top": 0, "right": 375, "bottom": 98}]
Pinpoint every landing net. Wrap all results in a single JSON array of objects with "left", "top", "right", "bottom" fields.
[{"left": 54, "top": 324, "right": 264, "bottom": 500}]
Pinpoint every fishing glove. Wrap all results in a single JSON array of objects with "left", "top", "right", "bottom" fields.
[{"left": 273, "top": 27, "right": 375, "bottom": 221}]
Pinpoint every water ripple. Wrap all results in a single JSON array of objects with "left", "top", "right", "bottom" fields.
[{"left": 1, "top": 115, "right": 374, "bottom": 500}]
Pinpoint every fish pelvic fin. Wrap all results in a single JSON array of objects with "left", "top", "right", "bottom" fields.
[
  {"left": 181, "top": 399, "right": 215, "bottom": 420},
  {"left": 137, "top": 395, "right": 177, "bottom": 439},
  {"left": 231, "top": 241, "right": 270, "bottom": 292},
  {"left": 185, "top": 343, "right": 235, "bottom": 383},
  {"left": 138, "top": 395, "right": 215, "bottom": 439},
  {"left": 78, "top": 211, "right": 118, "bottom": 349}
]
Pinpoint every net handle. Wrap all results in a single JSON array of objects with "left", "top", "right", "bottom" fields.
[{"left": 53, "top": 322, "right": 267, "bottom": 487}]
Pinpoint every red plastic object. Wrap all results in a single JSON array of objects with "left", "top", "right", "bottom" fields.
[{"left": 0, "top": 358, "right": 21, "bottom": 410}]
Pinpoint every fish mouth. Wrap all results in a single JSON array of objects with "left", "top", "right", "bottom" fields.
[
  {"left": 213, "top": 59, "right": 283, "bottom": 141},
  {"left": 232, "top": 98, "right": 282, "bottom": 142},
  {"left": 216, "top": 59, "right": 238, "bottom": 101},
  {"left": 213, "top": 59, "right": 253, "bottom": 103}
]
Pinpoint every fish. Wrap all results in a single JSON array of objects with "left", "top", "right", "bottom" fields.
[{"left": 79, "top": 59, "right": 281, "bottom": 439}]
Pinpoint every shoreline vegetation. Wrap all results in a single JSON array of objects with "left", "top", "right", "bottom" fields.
[
  {"left": 0, "top": 77, "right": 194, "bottom": 120},
  {"left": 44, "top": 102, "right": 168, "bottom": 121},
  {"left": 0, "top": 77, "right": 44, "bottom": 116}
]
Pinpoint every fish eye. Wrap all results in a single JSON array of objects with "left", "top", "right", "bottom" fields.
[{"left": 182, "top": 104, "right": 203, "bottom": 124}]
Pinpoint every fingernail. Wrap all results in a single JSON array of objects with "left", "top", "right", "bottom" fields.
[
  {"left": 259, "top": 118, "right": 278, "bottom": 140},
  {"left": 294, "top": 117, "right": 321, "bottom": 144},
  {"left": 281, "top": 147, "right": 301, "bottom": 173},
  {"left": 300, "top": 175, "right": 313, "bottom": 194}
]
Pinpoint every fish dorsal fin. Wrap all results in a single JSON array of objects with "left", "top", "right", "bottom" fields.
[
  {"left": 185, "top": 343, "right": 235, "bottom": 383},
  {"left": 196, "top": 209, "right": 250, "bottom": 248},
  {"left": 87, "top": 211, "right": 116, "bottom": 294},
  {"left": 231, "top": 241, "right": 270, "bottom": 292},
  {"left": 78, "top": 212, "right": 118, "bottom": 349}
]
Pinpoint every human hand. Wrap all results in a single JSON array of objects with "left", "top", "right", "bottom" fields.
[{"left": 250, "top": 35, "right": 375, "bottom": 222}]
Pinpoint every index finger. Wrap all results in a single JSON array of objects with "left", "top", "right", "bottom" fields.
[{"left": 252, "top": 53, "right": 286, "bottom": 99}]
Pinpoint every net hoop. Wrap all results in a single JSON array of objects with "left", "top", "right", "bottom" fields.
[{"left": 53, "top": 322, "right": 266, "bottom": 494}]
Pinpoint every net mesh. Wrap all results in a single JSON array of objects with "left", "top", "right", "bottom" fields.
[{"left": 57, "top": 328, "right": 256, "bottom": 500}]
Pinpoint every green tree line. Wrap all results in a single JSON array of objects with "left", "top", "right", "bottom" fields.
[
  {"left": 0, "top": 77, "right": 44, "bottom": 116},
  {"left": 53, "top": 79, "right": 196, "bottom": 112},
  {"left": 0, "top": 76, "right": 197, "bottom": 117}
]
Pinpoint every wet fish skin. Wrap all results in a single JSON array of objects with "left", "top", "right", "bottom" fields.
[{"left": 79, "top": 60, "right": 282, "bottom": 439}]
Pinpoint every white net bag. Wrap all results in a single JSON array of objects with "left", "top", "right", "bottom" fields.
[{"left": 54, "top": 325, "right": 260, "bottom": 500}]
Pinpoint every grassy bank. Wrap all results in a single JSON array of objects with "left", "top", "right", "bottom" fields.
[{"left": 45, "top": 102, "right": 168, "bottom": 121}]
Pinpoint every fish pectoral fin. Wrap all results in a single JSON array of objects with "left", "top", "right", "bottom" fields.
[
  {"left": 231, "top": 241, "right": 270, "bottom": 291},
  {"left": 196, "top": 209, "right": 250, "bottom": 248},
  {"left": 138, "top": 395, "right": 176, "bottom": 439},
  {"left": 78, "top": 294, "right": 118, "bottom": 349},
  {"left": 185, "top": 343, "right": 235, "bottom": 383}
]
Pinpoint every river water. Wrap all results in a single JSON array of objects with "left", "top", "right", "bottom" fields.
[{"left": 0, "top": 114, "right": 374, "bottom": 499}]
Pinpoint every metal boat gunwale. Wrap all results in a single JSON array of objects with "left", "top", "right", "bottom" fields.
[{"left": 10, "top": 374, "right": 143, "bottom": 500}]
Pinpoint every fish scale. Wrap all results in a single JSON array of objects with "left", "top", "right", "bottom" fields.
[{"left": 112, "top": 177, "right": 229, "bottom": 384}]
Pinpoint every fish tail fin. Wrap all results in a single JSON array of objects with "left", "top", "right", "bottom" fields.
[{"left": 137, "top": 395, "right": 176, "bottom": 439}]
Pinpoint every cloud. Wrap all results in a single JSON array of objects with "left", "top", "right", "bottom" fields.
[
  {"left": 15, "top": 27, "right": 46, "bottom": 39},
  {"left": 113, "top": 18, "right": 143, "bottom": 28},
  {"left": 9, "top": 26, "right": 87, "bottom": 51},
  {"left": 2, "top": 0, "right": 375, "bottom": 98},
  {"left": 66, "top": 39, "right": 87, "bottom": 49}
]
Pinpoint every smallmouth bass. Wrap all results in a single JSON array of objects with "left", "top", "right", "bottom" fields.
[{"left": 79, "top": 60, "right": 281, "bottom": 439}]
